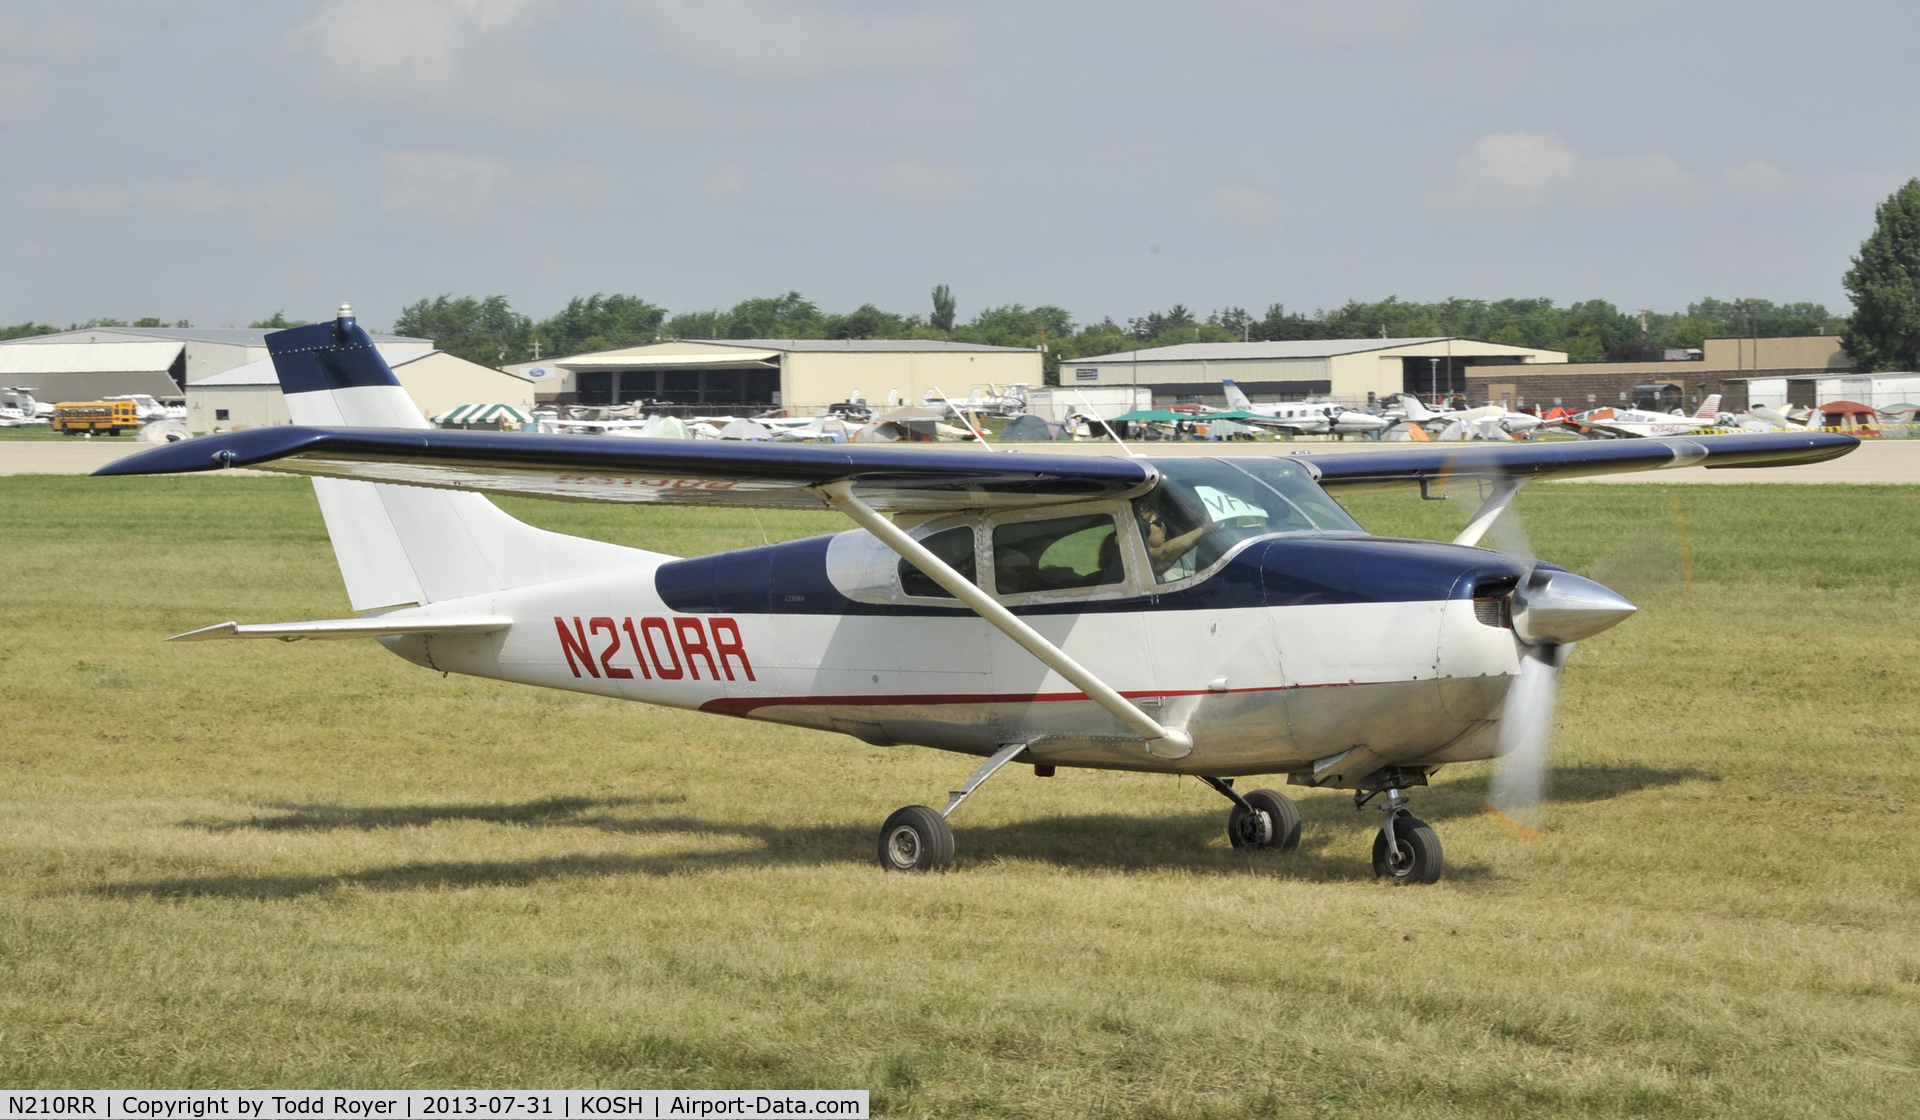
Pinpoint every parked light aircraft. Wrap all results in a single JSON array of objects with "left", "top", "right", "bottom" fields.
[
  {"left": 1220, "top": 380, "right": 1388, "bottom": 437},
  {"left": 1721, "top": 404, "right": 1815, "bottom": 433},
  {"left": 1400, "top": 393, "right": 1543, "bottom": 436},
  {"left": 1555, "top": 396, "right": 1721, "bottom": 439},
  {"left": 95, "top": 308, "right": 1858, "bottom": 883}
]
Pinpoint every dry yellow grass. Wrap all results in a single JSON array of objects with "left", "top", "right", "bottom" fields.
[{"left": 0, "top": 475, "right": 1915, "bottom": 1117}]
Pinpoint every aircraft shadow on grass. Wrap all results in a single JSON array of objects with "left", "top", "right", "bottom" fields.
[
  {"left": 182, "top": 795, "right": 685, "bottom": 832},
  {"left": 95, "top": 764, "right": 1705, "bottom": 900}
]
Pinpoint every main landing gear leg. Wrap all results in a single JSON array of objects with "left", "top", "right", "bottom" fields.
[
  {"left": 1358, "top": 776, "right": 1443, "bottom": 884},
  {"left": 1202, "top": 777, "right": 1301, "bottom": 852},
  {"left": 877, "top": 742, "right": 1028, "bottom": 873}
]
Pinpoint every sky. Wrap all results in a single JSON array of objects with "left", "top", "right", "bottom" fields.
[{"left": 2, "top": 0, "right": 1915, "bottom": 331}]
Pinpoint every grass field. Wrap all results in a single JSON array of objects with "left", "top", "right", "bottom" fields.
[{"left": 1, "top": 474, "right": 1916, "bottom": 1116}]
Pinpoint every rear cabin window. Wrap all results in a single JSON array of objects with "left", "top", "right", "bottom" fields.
[
  {"left": 898, "top": 526, "right": 976, "bottom": 598},
  {"left": 993, "top": 514, "right": 1123, "bottom": 595}
]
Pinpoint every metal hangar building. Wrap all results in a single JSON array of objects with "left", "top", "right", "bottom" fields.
[
  {"left": 0, "top": 324, "right": 431, "bottom": 404},
  {"left": 1061, "top": 338, "right": 1567, "bottom": 406},
  {"left": 517, "top": 339, "right": 1045, "bottom": 414}
]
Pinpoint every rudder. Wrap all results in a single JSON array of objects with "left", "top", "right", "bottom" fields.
[{"left": 268, "top": 305, "right": 660, "bottom": 610}]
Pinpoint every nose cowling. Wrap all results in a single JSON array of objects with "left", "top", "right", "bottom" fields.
[{"left": 1510, "top": 569, "right": 1636, "bottom": 646}]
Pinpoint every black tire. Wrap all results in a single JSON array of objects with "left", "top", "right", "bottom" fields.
[
  {"left": 1228, "top": 788, "right": 1301, "bottom": 851},
  {"left": 877, "top": 805, "right": 953, "bottom": 872},
  {"left": 1372, "top": 814, "right": 1443, "bottom": 884}
]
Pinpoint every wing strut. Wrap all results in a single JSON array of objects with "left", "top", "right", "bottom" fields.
[
  {"left": 817, "top": 481, "right": 1192, "bottom": 760},
  {"left": 1451, "top": 478, "right": 1527, "bottom": 548}
]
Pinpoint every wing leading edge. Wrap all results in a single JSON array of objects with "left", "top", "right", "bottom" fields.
[{"left": 93, "top": 426, "right": 1857, "bottom": 511}]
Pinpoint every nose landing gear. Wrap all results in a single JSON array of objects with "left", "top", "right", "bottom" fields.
[{"left": 1357, "top": 776, "right": 1444, "bottom": 884}]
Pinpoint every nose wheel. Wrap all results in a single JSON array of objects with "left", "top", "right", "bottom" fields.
[{"left": 1361, "top": 783, "right": 1444, "bottom": 884}]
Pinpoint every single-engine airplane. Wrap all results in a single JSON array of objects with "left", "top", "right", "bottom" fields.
[
  {"left": 1555, "top": 396, "right": 1722, "bottom": 439},
  {"left": 95, "top": 307, "right": 1858, "bottom": 883}
]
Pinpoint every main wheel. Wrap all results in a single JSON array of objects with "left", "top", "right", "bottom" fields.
[
  {"left": 1372, "top": 814, "right": 1443, "bottom": 884},
  {"left": 877, "top": 805, "right": 953, "bottom": 872},
  {"left": 1228, "top": 788, "right": 1302, "bottom": 851}
]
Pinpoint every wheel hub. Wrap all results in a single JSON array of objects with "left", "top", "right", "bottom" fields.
[{"left": 885, "top": 825, "right": 921, "bottom": 868}]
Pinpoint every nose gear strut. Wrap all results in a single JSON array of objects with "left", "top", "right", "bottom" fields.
[{"left": 1355, "top": 769, "right": 1444, "bottom": 884}]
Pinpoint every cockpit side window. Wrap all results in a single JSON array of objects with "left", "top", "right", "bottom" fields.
[
  {"left": 898, "top": 526, "right": 977, "bottom": 598},
  {"left": 992, "top": 514, "right": 1123, "bottom": 596}
]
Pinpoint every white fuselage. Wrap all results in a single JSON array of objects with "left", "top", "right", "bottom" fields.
[{"left": 375, "top": 533, "right": 1525, "bottom": 778}]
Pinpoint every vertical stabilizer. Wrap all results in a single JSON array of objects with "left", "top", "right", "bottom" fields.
[
  {"left": 1220, "top": 379, "right": 1255, "bottom": 412},
  {"left": 1401, "top": 393, "right": 1438, "bottom": 422},
  {"left": 267, "top": 306, "right": 659, "bottom": 611},
  {"left": 1693, "top": 394, "right": 1722, "bottom": 420}
]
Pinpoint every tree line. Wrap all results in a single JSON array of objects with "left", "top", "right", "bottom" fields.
[
  {"left": 378, "top": 290, "right": 1846, "bottom": 379},
  {"left": 0, "top": 294, "right": 1856, "bottom": 381},
  {"left": 30, "top": 173, "right": 1920, "bottom": 377}
]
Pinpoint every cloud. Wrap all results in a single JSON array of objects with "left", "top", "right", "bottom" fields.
[
  {"left": 648, "top": 0, "right": 964, "bottom": 78},
  {"left": 379, "top": 150, "right": 510, "bottom": 213},
  {"left": 287, "top": 0, "right": 536, "bottom": 92},
  {"left": 1424, "top": 132, "right": 1788, "bottom": 211},
  {"left": 1427, "top": 130, "right": 1578, "bottom": 210},
  {"left": 1572, "top": 152, "right": 1707, "bottom": 205},
  {"left": 805, "top": 161, "right": 967, "bottom": 202},
  {"left": 1207, "top": 186, "right": 1286, "bottom": 224}
]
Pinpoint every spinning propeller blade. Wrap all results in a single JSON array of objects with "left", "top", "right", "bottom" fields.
[{"left": 1463, "top": 475, "right": 1636, "bottom": 835}]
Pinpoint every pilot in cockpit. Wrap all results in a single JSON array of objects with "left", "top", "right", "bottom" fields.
[{"left": 1136, "top": 501, "right": 1214, "bottom": 582}]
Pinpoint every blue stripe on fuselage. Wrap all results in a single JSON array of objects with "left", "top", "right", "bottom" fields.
[{"left": 655, "top": 534, "right": 1535, "bottom": 616}]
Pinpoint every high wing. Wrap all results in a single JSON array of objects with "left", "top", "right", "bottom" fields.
[
  {"left": 94, "top": 426, "right": 1157, "bottom": 513},
  {"left": 96, "top": 425, "right": 1856, "bottom": 507},
  {"left": 1301, "top": 431, "right": 1854, "bottom": 491}
]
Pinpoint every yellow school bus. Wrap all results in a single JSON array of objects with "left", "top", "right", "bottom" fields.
[{"left": 52, "top": 400, "right": 142, "bottom": 435}]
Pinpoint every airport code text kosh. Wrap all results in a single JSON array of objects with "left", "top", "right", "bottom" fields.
[{"left": 2, "top": 1094, "right": 865, "bottom": 1119}]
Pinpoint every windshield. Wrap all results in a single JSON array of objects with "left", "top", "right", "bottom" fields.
[
  {"left": 1132, "top": 457, "right": 1363, "bottom": 584},
  {"left": 1224, "top": 458, "right": 1365, "bottom": 534}
]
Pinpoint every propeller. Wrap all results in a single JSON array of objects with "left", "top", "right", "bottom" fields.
[{"left": 1454, "top": 477, "right": 1638, "bottom": 835}]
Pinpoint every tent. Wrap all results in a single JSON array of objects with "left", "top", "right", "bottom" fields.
[
  {"left": 718, "top": 418, "right": 775, "bottom": 441},
  {"left": 1816, "top": 400, "right": 1878, "bottom": 430},
  {"left": 1195, "top": 409, "right": 1269, "bottom": 422},
  {"left": 998, "top": 414, "right": 1059, "bottom": 441},
  {"left": 431, "top": 402, "right": 532, "bottom": 430},
  {"left": 1107, "top": 408, "right": 1188, "bottom": 423},
  {"left": 605, "top": 414, "right": 692, "bottom": 439}
]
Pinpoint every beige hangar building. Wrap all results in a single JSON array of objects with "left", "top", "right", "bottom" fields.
[
  {"left": 0, "top": 324, "right": 431, "bottom": 404},
  {"left": 517, "top": 339, "right": 1045, "bottom": 414},
  {"left": 1062, "top": 338, "right": 1568, "bottom": 406},
  {"left": 187, "top": 349, "right": 536, "bottom": 433}
]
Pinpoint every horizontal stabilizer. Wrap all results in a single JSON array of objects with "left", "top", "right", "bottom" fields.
[{"left": 167, "top": 614, "right": 514, "bottom": 643}]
